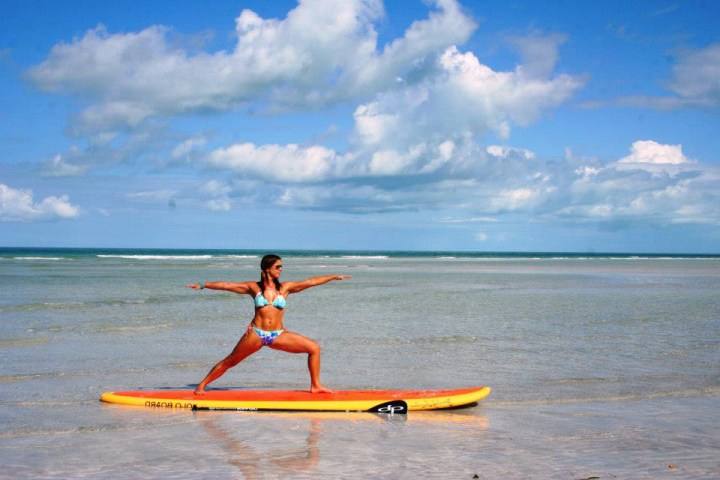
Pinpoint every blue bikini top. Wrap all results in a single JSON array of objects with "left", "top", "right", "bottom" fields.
[{"left": 254, "top": 291, "right": 286, "bottom": 310}]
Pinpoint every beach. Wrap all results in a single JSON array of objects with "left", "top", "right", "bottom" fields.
[{"left": 1, "top": 250, "right": 718, "bottom": 478}]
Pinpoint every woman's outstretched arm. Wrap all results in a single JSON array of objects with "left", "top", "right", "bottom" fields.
[
  {"left": 284, "top": 275, "right": 351, "bottom": 294},
  {"left": 187, "top": 281, "right": 255, "bottom": 295}
]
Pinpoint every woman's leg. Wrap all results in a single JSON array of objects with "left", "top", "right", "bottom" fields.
[
  {"left": 194, "top": 330, "right": 263, "bottom": 395},
  {"left": 269, "top": 331, "right": 332, "bottom": 393}
]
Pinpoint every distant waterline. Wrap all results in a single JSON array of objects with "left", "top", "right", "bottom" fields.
[{"left": 2, "top": 246, "right": 718, "bottom": 261}]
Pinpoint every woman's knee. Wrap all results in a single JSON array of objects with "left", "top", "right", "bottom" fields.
[{"left": 307, "top": 340, "right": 321, "bottom": 356}]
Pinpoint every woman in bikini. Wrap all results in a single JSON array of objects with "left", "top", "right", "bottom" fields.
[{"left": 187, "top": 254, "right": 350, "bottom": 395}]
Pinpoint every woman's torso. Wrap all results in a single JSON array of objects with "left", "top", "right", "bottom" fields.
[{"left": 250, "top": 283, "right": 286, "bottom": 331}]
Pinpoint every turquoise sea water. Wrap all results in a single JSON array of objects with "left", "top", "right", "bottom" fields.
[{"left": 1, "top": 249, "right": 719, "bottom": 478}]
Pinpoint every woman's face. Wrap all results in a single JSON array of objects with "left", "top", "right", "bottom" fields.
[{"left": 267, "top": 259, "right": 283, "bottom": 280}]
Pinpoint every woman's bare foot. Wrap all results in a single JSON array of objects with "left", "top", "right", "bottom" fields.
[
  {"left": 193, "top": 386, "right": 206, "bottom": 395},
  {"left": 310, "top": 384, "right": 333, "bottom": 394}
]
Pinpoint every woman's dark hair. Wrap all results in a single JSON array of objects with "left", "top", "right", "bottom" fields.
[
  {"left": 261, "top": 254, "right": 282, "bottom": 271},
  {"left": 260, "top": 254, "right": 282, "bottom": 290}
]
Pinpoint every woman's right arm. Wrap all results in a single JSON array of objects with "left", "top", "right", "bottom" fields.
[{"left": 187, "top": 281, "right": 254, "bottom": 295}]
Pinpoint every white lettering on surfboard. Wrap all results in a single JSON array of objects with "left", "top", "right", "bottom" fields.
[{"left": 144, "top": 401, "right": 195, "bottom": 409}]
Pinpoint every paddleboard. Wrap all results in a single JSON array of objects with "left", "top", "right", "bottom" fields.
[{"left": 100, "top": 386, "right": 490, "bottom": 413}]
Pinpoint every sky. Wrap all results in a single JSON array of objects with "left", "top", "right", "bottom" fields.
[{"left": 1, "top": 0, "right": 719, "bottom": 253}]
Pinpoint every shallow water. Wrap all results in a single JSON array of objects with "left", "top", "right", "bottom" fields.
[{"left": 1, "top": 251, "right": 719, "bottom": 478}]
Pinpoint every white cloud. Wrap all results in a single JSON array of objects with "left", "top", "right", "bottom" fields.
[
  {"left": 435, "top": 45, "right": 584, "bottom": 133},
  {"left": 28, "top": 0, "right": 475, "bottom": 133},
  {"left": 353, "top": 101, "right": 404, "bottom": 147},
  {"left": 29, "top": 0, "right": 584, "bottom": 195},
  {"left": 487, "top": 145, "right": 536, "bottom": 160},
  {"left": 490, "top": 188, "right": 538, "bottom": 212},
  {"left": 618, "top": 140, "right": 693, "bottom": 165},
  {"left": 206, "top": 143, "right": 339, "bottom": 183},
  {"left": 201, "top": 136, "right": 719, "bottom": 227},
  {"left": 616, "top": 141, "right": 697, "bottom": 179},
  {"left": 28, "top": 3, "right": 716, "bottom": 230},
  {"left": 366, "top": 144, "right": 431, "bottom": 176},
  {"left": 565, "top": 141, "right": 719, "bottom": 226},
  {"left": 348, "top": 42, "right": 584, "bottom": 164},
  {"left": 0, "top": 184, "right": 80, "bottom": 222}
]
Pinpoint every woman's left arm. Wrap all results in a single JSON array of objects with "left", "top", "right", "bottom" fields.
[{"left": 285, "top": 275, "right": 351, "bottom": 294}]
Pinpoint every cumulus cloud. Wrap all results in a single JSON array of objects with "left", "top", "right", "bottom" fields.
[
  {"left": 28, "top": 0, "right": 475, "bottom": 134},
  {"left": 28, "top": 0, "right": 490, "bottom": 178},
  {"left": 615, "top": 140, "right": 697, "bottom": 178},
  {"left": 350, "top": 44, "right": 584, "bottom": 153},
  {"left": 28, "top": 2, "right": 714, "bottom": 230},
  {"left": 202, "top": 31, "right": 584, "bottom": 184},
  {"left": 206, "top": 143, "right": 342, "bottom": 183},
  {"left": 619, "top": 140, "right": 692, "bottom": 165},
  {"left": 27, "top": 0, "right": 586, "bottom": 190},
  {"left": 565, "top": 141, "right": 719, "bottom": 225},
  {"left": 0, "top": 184, "right": 80, "bottom": 222},
  {"left": 253, "top": 138, "right": 720, "bottom": 228}
]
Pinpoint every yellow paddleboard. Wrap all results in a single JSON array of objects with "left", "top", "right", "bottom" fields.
[{"left": 100, "top": 386, "right": 490, "bottom": 413}]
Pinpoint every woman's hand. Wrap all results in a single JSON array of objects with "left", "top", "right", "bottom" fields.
[{"left": 187, "top": 283, "right": 203, "bottom": 290}]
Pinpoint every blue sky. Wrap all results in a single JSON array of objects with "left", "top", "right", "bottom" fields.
[{"left": 1, "top": 0, "right": 719, "bottom": 253}]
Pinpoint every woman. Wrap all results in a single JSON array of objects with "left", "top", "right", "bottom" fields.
[{"left": 187, "top": 254, "right": 350, "bottom": 395}]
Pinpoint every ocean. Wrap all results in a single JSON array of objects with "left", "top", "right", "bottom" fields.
[{"left": 1, "top": 248, "right": 718, "bottom": 478}]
